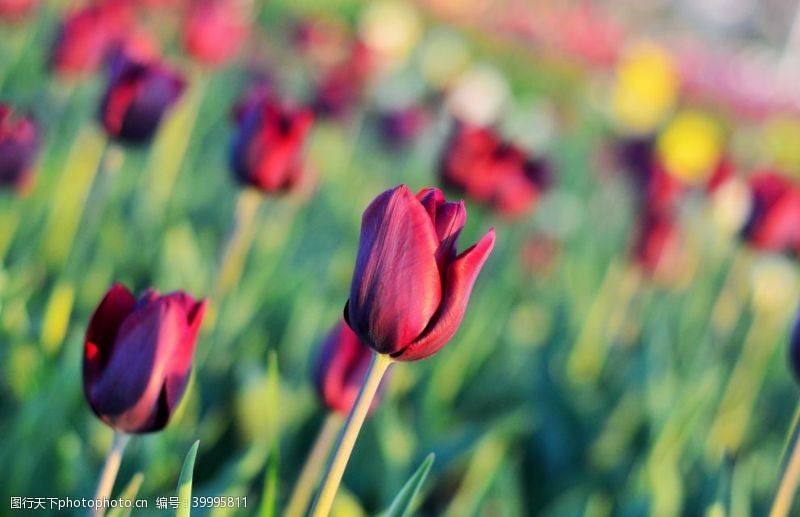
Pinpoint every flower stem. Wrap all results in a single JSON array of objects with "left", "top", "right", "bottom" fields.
[
  {"left": 285, "top": 413, "right": 343, "bottom": 517},
  {"left": 310, "top": 352, "right": 393, "bottom": 517},
  {"left": 91, "top": 431, "right": 130, "bottom": 517},
  {"left": 770, "top": 402, "right": 800, "bottom": 517}
]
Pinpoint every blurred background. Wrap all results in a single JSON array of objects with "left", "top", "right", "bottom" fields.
[{"left": 2, "top": 0, "right": 800, "bottom": 515}]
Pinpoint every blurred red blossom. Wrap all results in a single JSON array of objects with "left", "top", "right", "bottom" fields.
[
  {"left": 0, "top": 104, "right": 40, "bottom": 192},
  {"left": 182, "top": 0, "right": 249, "bottom": 66}
]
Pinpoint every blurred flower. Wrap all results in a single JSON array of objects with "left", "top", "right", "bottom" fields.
[
  {"left": 789, "top": 314, "right": 800, "bottom": 382},
  {"left": 611, "top": 40, "right": 678, "bottom": 135},
  {"left": 446, "top": 65, "right": 508, "bottom": 127},
  {"left": 750, "top": 255, "right": 799, "bottom": 315},
  {"left": 49, "top": 1, "right": 134, "bottom": 76},
  {"left": 98, "top": 51, "right": 186, "bottom": 145},
  {"left": 0, "top": 104, "right": 39, "bottom": 192},
  {"left": 313, "top": 322, "right": 383, "bottom": 415},
  {"left": 709, "top": 177, "right": 752, "bottom": 237},
  {"left": 377, "top": 104, "right": 429, "bottom": 149},
  {"left": 346, "top": 185, "right": 495, "bottom": 361},
  {"left": 358, "top": 0, "right": 421, "bottom": 74},
  {"left": 229, "top": 89, "right": 314, "bottom": 194},
  {"left": 656, "top": 111, "right": 723, "bottom": 185},
  {"left": 0, "top": 0, "right": 35, "bottom": 21},
  {"left": 183, "top": 0, "right": 249, "bottom": 67},
  {"left": 630, "top": 209, "right": 683, "bottom": 280},
  {"left": 292, "top": 16, "right": 350, "bottom": 67},
  {"left": 440, "top": 122, "right": 552, "bottom": 217},
  {"left": 313, "top": 42, "right": 373, "bottom": 118},
  {"left": 740, "top": 171, "right": 800, "bottom": 253},
  {"left": 83, "top": 284, "right": 207, "bottom": 433}
]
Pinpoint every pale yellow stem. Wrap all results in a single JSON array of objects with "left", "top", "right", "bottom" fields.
[
  {"left": 285, "top": 413, "right": 343, "bottom": 517},
  {"left": 771, "top": 430, "right": 800, "bottom": 517},
  {"left": 310, "top": 353, "right": 393, "bottom": 517},
  {"left": 91, "top": 432, "right": 130, "bottom": 517}
]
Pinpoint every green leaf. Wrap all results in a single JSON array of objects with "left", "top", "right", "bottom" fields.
[
  {"left": 381, "top": 454, "right": 435, "bottom": 517},
  {"left": 107, "top": 473, "right": 144, "bottom": 517},
  {"left": 175, "top": 440, "right": 200, "bottom": 517},
  {"left": 259, "top": 351, "right": 280, "bottom": 517}
]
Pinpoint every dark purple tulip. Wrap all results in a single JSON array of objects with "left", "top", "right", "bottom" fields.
[
  {"left": 230, "top": 91, "right": 314, "bottom": 193},
  {"left": 790, "top": 317, "right": 800, "bottom": 382},
  {"left": 346, "top": 185, "right": 495, "bottom": 361},
  {"left": 313, "top": 321, "right": 383, "bottom": 415},
  {"left": 98, "top": 52, "right": 185, "bottom": 145},
  {"left": 378, "top": 105, "right": 429, "bottom": 149},
  {"left": 0, "top": 104, "right": 39, "bottom": 191},
  {"left": 83, "top": 284, "right": 207, "bottom": 433}
]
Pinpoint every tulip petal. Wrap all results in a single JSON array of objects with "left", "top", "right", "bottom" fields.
[
  {"left": 164, "top": 298, "right": 207, "bottom": 410},
  {"left": 84, "top": 283, "right": 136, "bottom": 385},
  {"left": 87, "top": 297, "right": 187, "bottom": 433},
  {"left": 396, "top": 228, "right": 496, "bottom": 361},
  {"left": 348, "top": 185, "right": 442, "bottom": 354}
]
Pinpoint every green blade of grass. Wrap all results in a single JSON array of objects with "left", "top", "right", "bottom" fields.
[
  {"left": 107, "top": 473, "right": 144, "bottom": 517},
  {"left": 175, "top": 440, "right": 200, "bottom": 517},
  {"left": 381, "top": 453, "right": 435, "bottom": 517}
]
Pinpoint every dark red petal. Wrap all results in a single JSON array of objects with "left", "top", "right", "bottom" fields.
[
  {"left": 164, "top": 298, "right": 206, "bottom": 411},
  {"left": 314, "top": 322, "right": 375, "bottom": 414},
  {"left": 348, "top": 185, "right": 442, "bottom": 355},
  {"left": 396, "top": 228, "right": 496, "bottom": 361},
  {"left": 83, "top": 283, "right": 136, "bottom": 385},
  {"left": 417, "top": 187, "right": 445, "bottom": 222},
  {"left": 433, "top": 200, "right": 466, "bottom": 267},
  {"left": 87, "top": 297, "right": 187, "bottom": 433}
]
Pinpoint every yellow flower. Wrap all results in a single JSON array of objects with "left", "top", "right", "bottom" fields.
[
  {"left": 611, "top": 41, "right": 678, "bottom": 134},
  {"left": 657, "top": 111, "right": 722, "bottom": 184}
]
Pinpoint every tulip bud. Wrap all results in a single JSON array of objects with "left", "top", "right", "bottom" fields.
[
  {"left": 440, "top": 122, "right": 552, "bottom": 217},
  {"left": 182, "top": 0, "right": 248, "bottom": 66},
  {"left": 346, "top": 185, "right": 495, "bottom": 361},
  {"left": 313, "top": 322, "right": 384, "bottom": 414},
  {"left": 630, "top": 209, "right": 682, "bottom": 278},
  {"left": 49, "top": 2, "right": 133, "bottom": 76},
  {"left": 0, "top": 104, "right": 40, "bottom": 192},
  {"left": 0, "top": 0, "right": 35, "bottom": 21},
  {"left": 83, "top": 284, "right": 207, "bottom": 433},
  {"left": 740, "top": 171, "right": 800, "bottom": 253},
  {"left": 229, "top": 91, "right": 314, "bottom": 193},
  {"left": 98, "top": 52, "right": 186, "bottom": 145},
  {"left": 313, "top": 42, "right": 373, "bottom": 119}
]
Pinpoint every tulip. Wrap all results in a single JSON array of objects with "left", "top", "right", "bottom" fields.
[
  {"left": 229, "top": 91, "right": 314, "bottom": 193},
  {"left": 377, "top": 105, "right": 429, "bottom": 150},
  {"left": 313, "top": 322, "right": 382, "bottom": 415},
  {"left": 83, "top": 283, "right": 207, "bottom": 433},
  {"left": 347, "top": 185, "right": 495, "bottom": 360},
  {"left": 440, "top": 122, "right": 552, "bottom": 217},
  {"left": 0, "top": 0, "right": 36, "bottom": 21},
  {"left": 49, "top": 1, "right": 133, "bottom": 76},
  {"left": 311, "top": 185, "right": 494, "bottom": 517},
  {"left": 313, "top": 42, "right": 373, "bottom": 118},
  {"left": 740, "top": 171, "right": 800, "bottom": 253},
  {"left": 0, "top": 104, "right": 40, "bottom": 191},
  {"left": 630, "top": 208, "right": 681, "bottom": 278},
  {"left": 182, "top": 0, "right": 248, "bottom": 66},
  {"left": 98, "top": 52, "right": 186, "bottom": 145}
]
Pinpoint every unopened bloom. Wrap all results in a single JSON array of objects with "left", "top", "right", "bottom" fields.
[
  {"left": 440, "top": 122, "right": 552, "bottom": 217},
  {"left": 313, "top": 322, "right": 382, "bottom": 414},
  {"left": 630, "top": 208, "right": 682, "bottom": 277},
  {"left": 49, "top": 1, "right": 133, "bottom": 75},
  {"left": 98, "top": 52, "right": 185, "bottom": 144},
  {"left": 346, "top": 185, "right": 495, "bottom": 361},
  {"left": 0, "top": 104, "right": 40, "bottom": 191},
  {"left": 740, "top": 171, "right": 800, "bottom": 253},
  {"left": 230, "top": 90, "right": 314, "bottom": 193},
  {"left": 83, "top": 284, "right": 207, "bottom": 433},
  {"left": 182, "top": 0, "right": 248, "bottom": 66}
]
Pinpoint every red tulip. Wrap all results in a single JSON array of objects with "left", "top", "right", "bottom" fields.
[
  {"left": 182, "top": 0, "right": 248, "bottom": 66},
  {"left": 49, "top": 1, "right": 133, "bottom": 75},
  {"left": 346, "top": 185, "right": 495, "bottom": 361},
  {"left": 0, "top": 104, "right": 39, "bottom": 191},
  {"left": 229, "top": 91, "right": 314, "bottom": 193},
  {"left": 440, "top": 122, "right": 552, "bottom": 217},
  {"left": 0, "top": 0, "right": 36, "bottom": 21},
  {"left": 98, "top": 51, "right": 186, "bottom": 145},
  {"left": 741, "top": 171, "right": 800, "bottom": 253},
  {"left": 631, "top": 209, "right": 681, "bottom": 276},
  {"left": 83, "top": 284, "right": 207, "bottom": 433},
  {"left": 313, "top": 42, "right": 373, "bottom": 118},
  {"left": 313, "top": 322, "right": 384, "bottom": 415}
]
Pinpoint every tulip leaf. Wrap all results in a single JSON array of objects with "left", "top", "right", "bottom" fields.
[
  {"left": 381, "top": 453, "right": 435, "bottom": 517},
  {"left": 107, "top": 473, "right": 144, "bottom": 517},
  {"left": 175, "top": 440, "right": 200, "bottom": 517},
  {"left": 259, "top": 351, "right": 280, "bottom": 517}
]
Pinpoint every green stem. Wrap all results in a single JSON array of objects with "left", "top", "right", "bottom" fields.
[
  {"left": 310, "top": 352, "right": 393, "bottom": 517},
  {"left": 285, "top": 413, "right": 343, "bottom": 517},
  {"left": 91, "top": 432, "right": 130, "bottom": 517},
  {"left": 771, "top": 410, "right": 800, "bottom": 517}
]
